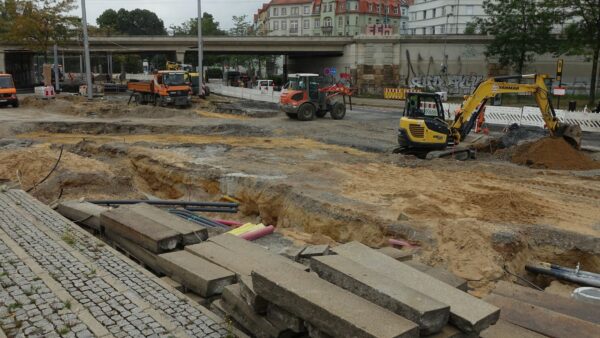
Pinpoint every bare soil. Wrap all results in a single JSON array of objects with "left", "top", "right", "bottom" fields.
[
  {"left": 1, "top": 95, "right": 599, "bottom": 295},
  {"left": 512, "top": 137, "right": 600, "bottom": 170}
]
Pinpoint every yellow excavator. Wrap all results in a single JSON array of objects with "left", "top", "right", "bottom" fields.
[{"left": 397, "top": 74, "right": 582, "bottom": 159}]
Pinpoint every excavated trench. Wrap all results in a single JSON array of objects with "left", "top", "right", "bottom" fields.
[{"left": 2, "top": 120, "right": 600, "bottom": 294}]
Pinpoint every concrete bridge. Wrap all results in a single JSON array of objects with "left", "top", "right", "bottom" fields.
[{"left": 1, "top": 35, "right": 595, "bottom": 95}]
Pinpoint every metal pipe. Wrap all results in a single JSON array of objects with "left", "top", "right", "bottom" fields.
[
  {"left": 184, "top": 207, "right": 238, "bottom": 214},
  {"left": 168, "top": 209, "right": 228, "bottom": 229},
  {"left": 88, "top": 199, "right": 238, "bottom": 208},
  {"left": 81, "top": 0, "right": 93, "bottom": 100},
  {"left": 526, "top": 263, "right": 600, "bottom": 288}
]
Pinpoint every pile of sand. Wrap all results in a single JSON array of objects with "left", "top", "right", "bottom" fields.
[{"left": 512, "top": 137, "right": 600, "bottom": 170}]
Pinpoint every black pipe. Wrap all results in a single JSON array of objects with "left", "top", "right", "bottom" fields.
[
  {"left": 88, "top": 199, "right": 238, "bottom": 208},
  {"left": 169, "top": 209, "right": 228, "bottom": 229},
  {"left": 184, "top": 207, "right": 238, "bottom": 214},
  {"left": 526, "top": 263, "right": 600, "bottom": 288}
]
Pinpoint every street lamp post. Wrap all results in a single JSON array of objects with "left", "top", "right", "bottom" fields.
[
  {"left": 81, "top": 0, "right": 93, "bottom": 100},
  {"left": 197, "top": 0, "right": 203, "bottom": 94},
  {"left": 443, "top": 13, "right": 453, "bottom": 74}
]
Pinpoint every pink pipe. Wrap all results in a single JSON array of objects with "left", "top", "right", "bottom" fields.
[
  {"left": 241, "top": 225, "right": 275, "bottom": 241},
  {"left": 214, "top": 219, "right": 243, "bottom": 227},
  {"left": 389, "top": 238, "right": 419, "bottom": 249}
]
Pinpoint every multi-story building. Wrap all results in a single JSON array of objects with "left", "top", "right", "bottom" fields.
[
  {"left": 407, "top": 0, "right": 486, "bottom": 35},
  {"left": 254, "top": 0, "right": 411, "bottom": 36}
]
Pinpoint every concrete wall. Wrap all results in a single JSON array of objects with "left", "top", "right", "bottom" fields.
[{"left": 0, "top": 51, "right": 5, "bottom": 73}]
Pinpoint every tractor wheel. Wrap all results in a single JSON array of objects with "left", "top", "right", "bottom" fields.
[
  {"left": 297, "top": 103, "right": 316, "bottom": 121},
  {"left": 286, "top": 112, "right": 298, "bottom": 119},
  {"left": 331, "top": 102, "right": 346, "bottom": 120},
  {"left": 315, "top": 110, "right": 327, "bottom": 118},
  {"left": 11, "top": 100, "right": 19, "bottom": 108}
]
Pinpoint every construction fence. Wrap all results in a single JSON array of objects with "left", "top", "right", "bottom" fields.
[{"left": 443, "top": 103, "right": 600, "bottom": 133}]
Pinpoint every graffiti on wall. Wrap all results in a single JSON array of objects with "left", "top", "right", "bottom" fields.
[{"left": 408, "top": 74, "right": 486, "bottom": 94}]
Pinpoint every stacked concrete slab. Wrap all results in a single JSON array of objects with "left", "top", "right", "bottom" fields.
[{"left": 186, "top": 234, "right": 310, "bottom": 336}]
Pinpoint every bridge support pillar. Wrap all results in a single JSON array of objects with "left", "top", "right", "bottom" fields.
[
  {"left": 0, "top": 50, "right": 5, "bottom": 73},
  {"left": 176, "top": 50, "right": 186, "bottom": 64}
]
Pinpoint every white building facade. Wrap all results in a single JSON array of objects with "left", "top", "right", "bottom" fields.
[{"left": 407, "top": 0, "right": 486, "bottom": 35}]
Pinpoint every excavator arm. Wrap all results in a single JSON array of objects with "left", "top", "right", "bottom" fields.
[{"left": 451, "top": 74, "right": 581, "bottom": 148}]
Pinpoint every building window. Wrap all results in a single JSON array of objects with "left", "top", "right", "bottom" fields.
[
  {"left": 429, "top": 26, "right": 435, "bottom": 35},
  {"left": 440, "top": 25, "right": 445, "bottom": 34},
  {"left": 376, "top": 5, "right": 380, "bottom": 13},
  {"left": 368, "top": 17, "right": 372, "bottom": 23},
  {"left": 281, "top": 8, "right": 287, "bottom": 16},
  {"left": 402, "top": 21, "right": 407, "bottom": 30},
  {"left": 315, "top": 5, "right": 320, "bottom": 13},
  {"left": 304, "top": 6, "right": 310, "bottom": 15},
  {"left": 422, "top": 27, "right": 426, "bottom": 34},
  {"left": 433, "top": 8, "right": 436, "bottom": 17},
  {"left": 303, "top": 19, "right": 310, "bottom": 29},
  {"left": 354, "top": 2, "right": 358, "bottom": 10},
  {"left": 466, "top": 5, "right": 474, "bottom": 15},
  {"left": 314, "top": 18, "right": 320, "bottom": 28},
  {"left": 402, "top": 7, "right": 407, "bottom": 16},
  {"left": 290, "top": 20, "right": 298, "bottom": 33},
  {"left": 273, "top": 21, "right": 279, "bottom": 30},
  {"left": 324, "top": 17, "right": 332, "bottom": 27},
  {"left": 368, "top": 3, "right": 373, "bottom": 12},
  {"left": 356, "top": 17, "right": 359, "bottom": 25},
  {"left": 281, "top": 20, "right": 287, "bottom": 30},
  {"left": 291, "top": 7, "right": 299, "bottom": 16},
  {"left": 273, "top": 8, "right": 278, "bottom": 16},
  {"left": 328, "top": 4, "right": 333, "bottom": 12},
  {"left": 442, "top": 6, "right": 446, "bottom": 16},
  {"left": 394, "top": 6, "right": 399, "bottom": 14},
  {"left": 422, "top": 10, "right": 426, "bottom": 19},
  {"left": 339, "top": 16, "right": 344, "bottom": 26}
]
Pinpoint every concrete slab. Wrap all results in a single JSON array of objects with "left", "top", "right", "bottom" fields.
[
  {"left": 493, "top": 281, "right": 600, "bottom": 324},
  {"left": 377, "top": 246, "right": 414, "bottom": 261},
  {"left": 266, "top": 303, "right": 305, "bottom": 334},
  {"left": 299, "top": 244, "right": 330, "bottom": 258},
  {"left": 128, "top": 203, "right": 208, "bottom": 245},
  {"left": 311, "top": 255, "right": 450, "bottom": 335},
  {"left": 425, "top": 325, "right": 464, "bottom": 338},
  {"left": 157, "top": 250, "right": 236, "bottom": 297},
  {"left": 252, "top": 264, "right": 420, "bottom": 338},
  {"left": 484, "top": 293, "right": 600, "bottom": 338},
  {"left": 239, "top": 275, "right": 269, "bottom": 314},
  {"left": 103, "top": 229, "right": 165, "bottom": 274},
  {"left": 208, "top": 233, "right": 307, "bottom": 271},
  {"left": 331, "top": 241, "right": 499, "bottom": 334},
  {"left": 480, "top": 319, "right": 546, "bottom": 338},
  {"left": 405, "top": 260, "right": 468, "bottom": 292},
  {"left": 221, "top": 284, "right": 282, "bottom": 338},
  {"left": 101, "top": 205, "right": 181, "bottom": 253},
  {"left": 56, "top": 201, "right": 108, "bottom": 232},
  {"left": 160, "top": 276, "right": 184, "bottom": 292}
]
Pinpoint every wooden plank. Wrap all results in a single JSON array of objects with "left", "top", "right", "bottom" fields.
[
  {"left": 484, "top": 293, "right": 600, "bottom": 338},
  {"left": 493, "top": 281, "right": 600, "bottom": 324}
]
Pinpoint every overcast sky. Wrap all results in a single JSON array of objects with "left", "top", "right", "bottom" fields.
[{"left": 78, "top": 0, "right": 265, "bottom": 30}]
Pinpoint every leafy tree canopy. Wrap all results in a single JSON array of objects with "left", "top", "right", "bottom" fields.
[
  {"left": 96, "top": 8, "right": 167, "bottom": 35},
  {"left": 170, "top": 13, "right": 227, "bottom": 36},
  {"left": 477, "top": 0, "right": 557, "bottom": 74}
]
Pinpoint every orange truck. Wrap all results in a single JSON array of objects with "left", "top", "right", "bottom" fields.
[
  {"left": 0, "top": 73, "right": 18, "bottom": 108},
  {"left": 127, "top": 71, "right": 192, "bottom": 107}
]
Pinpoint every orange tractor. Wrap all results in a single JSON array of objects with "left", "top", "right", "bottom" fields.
[
  {"left": 0, "top": 73, "right": 18, "bottom": 108},
  {"left": 279, "top": 73, "right": 353, "bottom": 121}
]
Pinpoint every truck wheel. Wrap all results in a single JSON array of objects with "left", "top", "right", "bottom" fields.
[
  {"left": 286, "top": 112, "right": 298, "bottom": 119},
  {"left": 11, "top": 100, "right": 19, "bottom": 108},
  {"left": 331, "top": 102, "right": 346, "bottom": 120},
  {"left": 316, "top": 110, "right": 327, "bottom": 118},
  {"left": 297, "top": 103, "right": 316, "bottom": 121}
]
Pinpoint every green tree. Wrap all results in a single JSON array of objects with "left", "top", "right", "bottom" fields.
[
  {"left": 170, "top": 13, "right": 227, "bottom": 36},
  {"left": 2, "top": 0, "right": 79, "bottom": 55},
  {"left": 229, "top": 15, "right": 251, "bottom": 36},
  {"left": 477, "top": 0, "right": 557, "bottom": 74},
  {"left": 96, "top": 8, "right": 166, "bottom": 35},
  {"left": 555, "top": 0, "right": 600, "bottom": 104}
]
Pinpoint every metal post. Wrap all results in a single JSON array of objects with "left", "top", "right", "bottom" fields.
[
  {"left": 53, "top": 44, "right": 60, "bottom": 92},
  {"left": 197, "top": 0, "right": 203, "bottom": 92},
  {"left": 81, "top": 0, "right": 93, "bottom": 100}
]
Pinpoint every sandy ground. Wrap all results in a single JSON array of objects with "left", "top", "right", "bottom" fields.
[{"left": 1, "top": 95, "right": 599, "bottom": 295}]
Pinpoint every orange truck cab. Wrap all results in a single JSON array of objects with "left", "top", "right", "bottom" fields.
[
  {"left": 0, "top": 74, "right": 18, "bottom": 108},
  {"left": 127, "top": 71, "right": 192, "bottom": 107}
]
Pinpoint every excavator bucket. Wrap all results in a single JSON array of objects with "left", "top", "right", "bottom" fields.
[{"left": 556, "top": 124, "right": 583, "bottom": 149}]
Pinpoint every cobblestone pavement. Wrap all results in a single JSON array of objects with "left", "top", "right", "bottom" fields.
[{"left": 0, "top": 190, "right": 229, "bottom": 338}]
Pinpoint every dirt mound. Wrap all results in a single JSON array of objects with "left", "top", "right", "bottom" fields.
[
  {"left": 465, "top": 191, "right": 546, "bottom": 224},
  {"left": 512, "top": 137, "right": 600, "bottom": 170}
]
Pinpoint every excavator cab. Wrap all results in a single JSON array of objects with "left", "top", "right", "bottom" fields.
[{"left": 398, "top": 92, "right": 450, "bottom": 153}]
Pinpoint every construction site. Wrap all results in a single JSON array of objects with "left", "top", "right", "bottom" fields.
[{"left": 0, "top": 65, "right": 599, "bottom": 338}]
